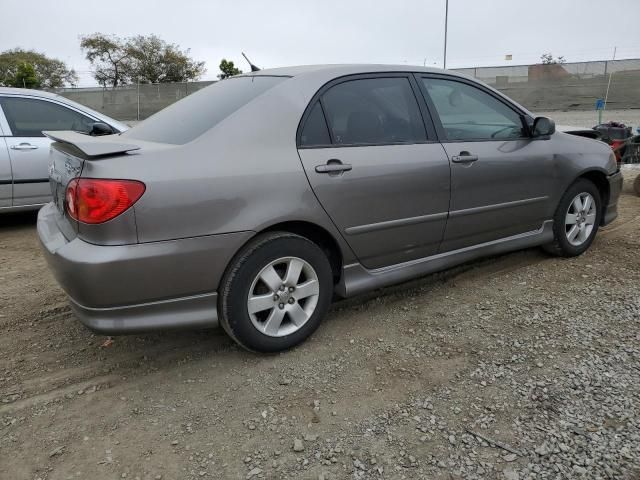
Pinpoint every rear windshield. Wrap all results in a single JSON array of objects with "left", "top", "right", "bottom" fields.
[{"left": 122, "top": 76, "right": 287, "bottom": 145}]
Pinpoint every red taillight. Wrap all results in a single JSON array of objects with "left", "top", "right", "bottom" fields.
[{"left": 66, "top": 178, "right": 145, "bottom": 224}]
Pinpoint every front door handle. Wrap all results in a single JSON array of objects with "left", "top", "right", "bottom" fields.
[
  {"left": 315, "top": 160, "right": 352, "bottom": 175},
  {"left": 451, "top": 151, "right": 478, "bottom": 163},
  {"left": 11, "top": 143, "right": 38, "bottom": 151}
]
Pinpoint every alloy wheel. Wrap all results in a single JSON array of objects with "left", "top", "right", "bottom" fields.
[
  {"left": 247, "top": 257, "right": 320, "bottom": 337},
  {"left": 565, "top": 192, "right": 597, "bottom": 246}
]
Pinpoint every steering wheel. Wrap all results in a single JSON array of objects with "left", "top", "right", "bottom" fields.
[{"left": 491, "top": 126, "right": 518, "bottom": 138}]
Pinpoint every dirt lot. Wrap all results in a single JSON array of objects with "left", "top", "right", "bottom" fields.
[{"left": 1, "top": 170, "right": 639, "bottom": 480}]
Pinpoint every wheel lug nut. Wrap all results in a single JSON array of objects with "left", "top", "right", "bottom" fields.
[
  {"left": 289, "top": 286, "right": 295, "bottom": 292},
  {"left": 279, "top": 303, "right": 284, "bottom": 309},
  {"left": 288, "top": 298, "right": 295, "bottom": 304}
]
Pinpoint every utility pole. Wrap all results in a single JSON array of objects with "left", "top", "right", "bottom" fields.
[{"left": 443, "top": 0, "right": 449, "bottom": 69}]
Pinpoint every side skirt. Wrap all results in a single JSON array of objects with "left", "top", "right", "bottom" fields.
[{"left": 336, "top": 220, "right": 554, "bottom": 297}]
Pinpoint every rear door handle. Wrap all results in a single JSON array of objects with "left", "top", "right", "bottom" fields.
[
  {"left": 11, "top": 143, "right": 38, "bottom": 151},
  {"left": 315, "top": 160, "right": 352, "bottom": 174},
  {"left": 451, "top": 152, "right": 478, "bottom": 163}
]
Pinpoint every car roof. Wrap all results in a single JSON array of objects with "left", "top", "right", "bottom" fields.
[
  {"left": 0, "top": 87, "right": 69, "bottom": 99},
  {"left": 240, "top": 64, "right": 533, "bottom": 118},
  {"left": 241, "top": 64, "right": 451, "bottom": 78}
]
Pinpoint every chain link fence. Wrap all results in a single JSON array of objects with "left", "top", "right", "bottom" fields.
[
  {"left": 55, "top": 81, "right": 215, "bottom": 121},
  {"left": 451, "top": 58, "right": 640, "bottom": 111},
  {"left": 53, "top": 59, "right": 640, "bottom": 121}
]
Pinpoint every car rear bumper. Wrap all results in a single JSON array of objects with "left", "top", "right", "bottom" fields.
[
  {"left": 602, "top": 170, "right": 623, "bottom": 226},
  {"left": 37, "top": 203, "right": 253, "bottom": 334},
  {"left": 67, "top": 292, "right": 220, "bottom": 334}
]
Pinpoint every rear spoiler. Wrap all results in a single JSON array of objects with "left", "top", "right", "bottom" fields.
[{"left": 43, "top": 131, "right": 140, "bottom": 158}]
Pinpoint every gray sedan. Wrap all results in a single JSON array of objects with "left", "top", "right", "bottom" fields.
[
  {"left": 0, "top": 88, "right": 127, "bottom": 212},
  {"left": 37, "top": 65, "right": 622, "bottom": 352}
]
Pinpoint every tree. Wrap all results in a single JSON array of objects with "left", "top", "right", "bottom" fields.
[
  {"left": 541, "top": 53, "right": 566, "bottom": 65},
  {"left": 11, "top": 63, "right": 40, "bottom": 88},
  {"left": 126, "top": 35, "right": 205, "bottom": 83},
  {"left": 218, "top": 59, "right": 242, "bottom": 79},
  {"left": 0, "top": 49, "right": 77, "bottom": 88},
  {"left": 80, "top": 34, "right": 131, "bottom": 88},
  {"left": 81, "top": 33, "right": 205, "bottom": 87}
]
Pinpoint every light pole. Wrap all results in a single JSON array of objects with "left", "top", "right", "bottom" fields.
[{"left": 443, "top": 0, "right": 449, "bottom": 69}]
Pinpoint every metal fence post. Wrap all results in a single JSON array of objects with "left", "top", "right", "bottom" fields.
[{"left": 136, "top": 80, "right": 140, "bottom": 121}]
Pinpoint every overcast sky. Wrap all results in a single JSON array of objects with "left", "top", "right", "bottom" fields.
[{"left": 2, "top": 0, "right": 640, "bottom": 86}]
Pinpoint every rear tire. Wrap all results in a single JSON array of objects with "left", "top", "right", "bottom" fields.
[
  {"left": 543, "top": 179, "right": 601, "bottom": 257},
  {"left": 219, "top": 232, "right": 333, "bottom": 352}
]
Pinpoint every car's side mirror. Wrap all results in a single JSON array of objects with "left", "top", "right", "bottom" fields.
[
  {"left": 89, "top": 122, "right": 115, "bottom": 136},
  {"left": 531, "top": 116, "right": 555, "bottom": 137}
]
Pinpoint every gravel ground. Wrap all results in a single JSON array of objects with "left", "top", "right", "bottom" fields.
[{"left": 1, "top": 169, "right": 639, "bottom": 480}]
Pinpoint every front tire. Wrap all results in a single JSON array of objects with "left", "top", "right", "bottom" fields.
[
  {"left": 219, "top": 232, "right": 333, "bottom": 352},
  {"left": 543, "top": 179, "right": 601, "bottom": 257}
]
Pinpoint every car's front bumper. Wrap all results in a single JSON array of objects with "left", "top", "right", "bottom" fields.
[
  {"left": 603, "top": 170, "right": 623, "bottom": 226},
  {"left": 37, "top": 203, "right": 252, "bottom": 334}
]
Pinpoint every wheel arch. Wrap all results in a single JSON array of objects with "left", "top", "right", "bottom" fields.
[
  {"left": 258, "top": 220, "right": 345, "bottom": 284},
  {"left": 219, "top": 219, "right": 347, "bottom": 289}
]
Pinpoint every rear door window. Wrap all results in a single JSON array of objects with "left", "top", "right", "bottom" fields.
[
  {"left": 299, "top": 102, "right": 331, "bottom": 147},
  {"left": 123, "top": 76, "right": 287, "bottom": 145},
  {"left": 320, "top": 77, "right": 427, "bottom": 146},
  {"left": 0, "top": 97, "right": 95, "bottom": 137}
]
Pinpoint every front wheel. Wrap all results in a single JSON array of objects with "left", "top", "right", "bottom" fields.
[
  {"left": 219, "top": 232, "right": 333, "bottom": 352},
  {"left": 543, "top": 179, "right": 601, "bottom": 257}
]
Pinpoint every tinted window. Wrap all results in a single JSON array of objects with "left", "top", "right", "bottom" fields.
[
  {"left": 123, "top": 76, "right": 287, "bottom": 145},
  {"left": 0, "top": 97, "right": 95, "bottom": 137},
  {"left": 321, "top": 77, "right": 427, "bottom": 145},
  {"left": 422, "top": 78, "right": 525, "bottom": 141},
  {"left": 299, "top": 102, "right": 331, "bottom": 147}
]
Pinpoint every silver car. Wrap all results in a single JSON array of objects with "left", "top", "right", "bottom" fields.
[
  {"left": 37, "top": 65, "right": 622, "bottom": 352},
  {"left": 0, "top": 88, "right": 128, "bottom": 212}
]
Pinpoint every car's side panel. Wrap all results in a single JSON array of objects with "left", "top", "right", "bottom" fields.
[
  {"left": 439, "top": 139, "right": 558, "bottom": 251},
  {"left": 299, "top": 144, "right": 450, "bottom": 268},
  {"left": 7, "top": 136, "right": 52, "bottom": 206},
  {"left": 412, "top": 73, "right": 558, "bottom": 251}
]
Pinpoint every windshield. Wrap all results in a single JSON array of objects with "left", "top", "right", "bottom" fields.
[{"left": 122, "top": 76, "right": 287, "bottom": 145}]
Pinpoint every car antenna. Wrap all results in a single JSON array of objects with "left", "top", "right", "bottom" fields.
[{"left": 242, "top": 52, "right": 261, "bottom": 72}]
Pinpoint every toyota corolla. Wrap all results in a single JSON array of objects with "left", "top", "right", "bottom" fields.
[{"left": 37, "top": 65, "right": 622, "bottom": 352}]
